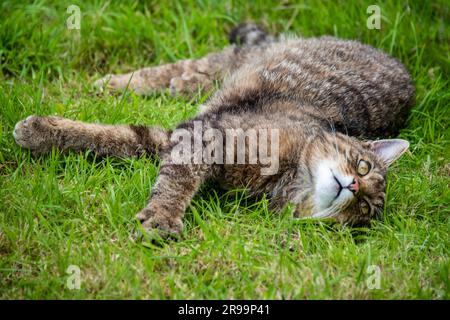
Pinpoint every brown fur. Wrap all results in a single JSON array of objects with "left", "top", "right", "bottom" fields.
[{"left": 14, "top": 24, "right": 415, "bottom": 239}]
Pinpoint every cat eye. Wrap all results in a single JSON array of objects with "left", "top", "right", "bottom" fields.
[
  {"left": 360, "top": 199, "right": 370, "bottom": 215},
  {"left": 357, "top": 160, "right": 371, "bottom": 176}
]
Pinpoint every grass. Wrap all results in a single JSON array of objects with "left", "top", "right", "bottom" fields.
[{"left": 0, "top": 0, "right": 449, "bottom": 299}]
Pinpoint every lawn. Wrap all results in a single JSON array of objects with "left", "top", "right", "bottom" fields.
[{"left": 0, "top": 0, "right": 449, "bottom": 299}]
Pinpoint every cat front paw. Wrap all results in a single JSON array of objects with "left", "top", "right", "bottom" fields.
[
  {"left": 136, "top": 208, "right": 183, "bottom": 240},
  {"left": 13, "top": 115, "right": 54, "bottom": 154}
]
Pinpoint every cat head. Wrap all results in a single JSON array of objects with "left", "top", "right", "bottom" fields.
[{"left": 310, "top": 134, "right": 409, "bottom": 226}]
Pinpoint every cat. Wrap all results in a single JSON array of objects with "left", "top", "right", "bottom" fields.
[{"left": 13, "top": 23, "right": 415, "bottom": 239}]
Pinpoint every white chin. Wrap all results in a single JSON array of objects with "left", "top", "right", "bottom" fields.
[
  {"left": 312, "top": 190, "right": 354, "bottom": 218},
  {"left": 313, "top": 160, "right": 355, "bottom": 216}
]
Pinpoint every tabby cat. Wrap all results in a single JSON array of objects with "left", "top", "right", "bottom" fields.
[{"left": 13, "top": 24, "right": 414, "bottom": 238}]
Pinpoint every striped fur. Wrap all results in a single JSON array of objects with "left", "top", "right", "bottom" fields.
[{"left": 14, "top": 24, "right": 414, "bottom": 238}]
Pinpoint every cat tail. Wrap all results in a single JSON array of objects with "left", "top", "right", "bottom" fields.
[{"left": 228, "top": 23, "right": 275, "bottom": 46}]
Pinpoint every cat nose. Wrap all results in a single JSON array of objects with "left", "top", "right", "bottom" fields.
[{"left": 347, "top": 178, "right": 359, "bottom": 193}]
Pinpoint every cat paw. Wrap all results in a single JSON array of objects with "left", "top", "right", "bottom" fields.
[
  {"left": 136, "top": 209, "right": 183, "bottom": 240},
  {"left": 93, "top": 74, "right": 121, "bottom": 92},
  {"left": 13, "top": 115, "right": 53, "bottom": 153},
  {"left": 169, "top": 77, "right": 187, "bottom": 96},
  {"left": 169, "top": 73, "right": 211, "bottom": 97}
]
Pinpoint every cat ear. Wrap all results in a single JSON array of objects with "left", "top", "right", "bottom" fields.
[{"left": 369, "top": 139, "right": 409, "bottom": 166}]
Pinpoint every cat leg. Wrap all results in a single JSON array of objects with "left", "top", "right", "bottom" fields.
[
  {"left": 94, "top": 47, "right": 240, "bottom": 97},
  {"left": 136, "top": 161, "right": 213, "bottom": 239},
  {"left": 13, "top": 115, "right": 169, "bottom": 157}
]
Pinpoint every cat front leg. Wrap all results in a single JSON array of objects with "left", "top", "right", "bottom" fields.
[
  {"left": 136, "top": 161, "right": 213, "bottom": 239},
  {"left": 13, "top": 115, "right": 168, "bottom": 157}
]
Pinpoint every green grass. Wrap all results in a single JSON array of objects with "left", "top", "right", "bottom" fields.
[{"left": 0, "top": 0, "right": 449, "bottom": 299}]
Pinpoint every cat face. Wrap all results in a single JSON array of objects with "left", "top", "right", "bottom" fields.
[{"left": 311, "top": 135, "right": 409, "bottom": 226}]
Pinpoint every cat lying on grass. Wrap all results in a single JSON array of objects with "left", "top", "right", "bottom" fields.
[{"left": 13, "top": 23, "right": 414, "bottom": 239}]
